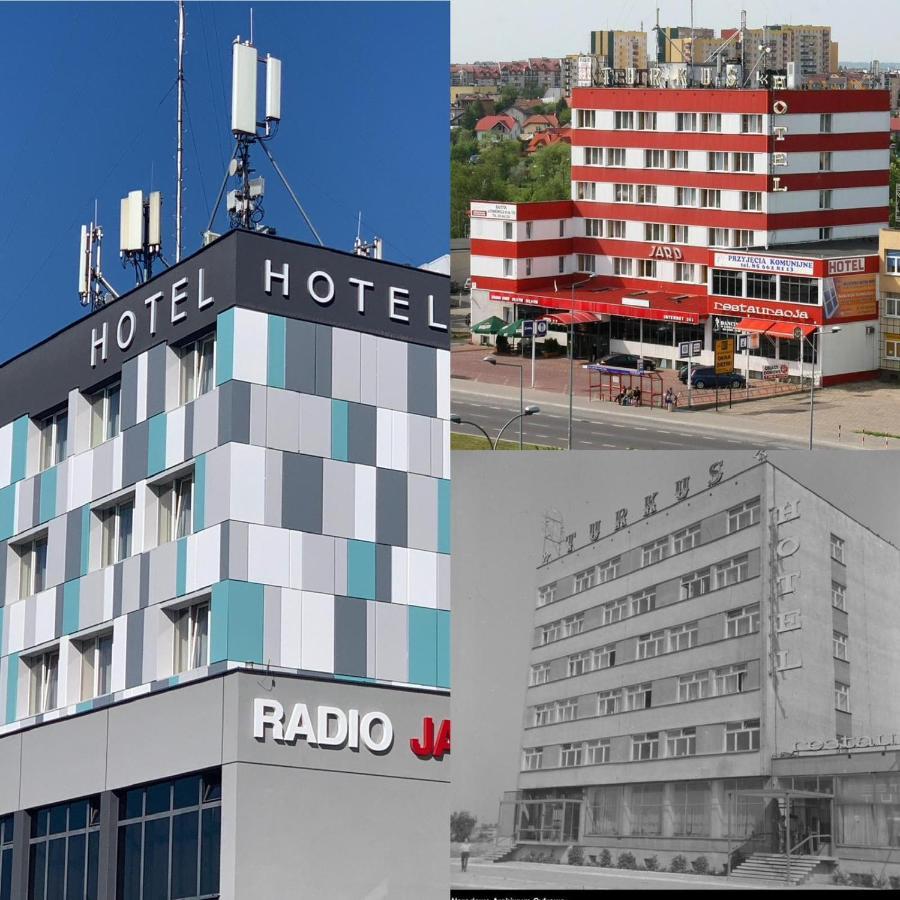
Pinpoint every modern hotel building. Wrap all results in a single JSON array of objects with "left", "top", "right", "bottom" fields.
[
  {"left": 0, "top": 229, "right": 450, "bottom": 899},
  {"left": 503, "top": 460, "right": 900, "bottom": 875},
  {"left": 470, "top": 73, "right": 890, "bottom": 384}
]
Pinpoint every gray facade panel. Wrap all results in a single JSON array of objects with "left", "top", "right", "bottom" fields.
[
  {"left": 217, "top": 380, "right": 251, "bottom": 445},
  {"left": 334, "top": 595, "right": 367, "bottom": 677},
  {"left": 183, "top": 401, "right": 195, "bottom": 459},
  {"left": 125, "top": 608, "right": 145, "bottom": 688},
  {"left": 281, "top": 454, "right": 323, "bottom": 533},
  {"left": 376, "top": 543, "right": 392, "bottom": 603},
  {"left": 64, "top": 509, "right": 83, "bottom": 583},
  {"left": 314, "top": 325, "right": 332, "bottom": 397},
  {"left": 120, "top": 357, "right": 139, "bottom": 431},
  {"left": 284, "top": 318, "right": 317, "bottom": 394},
  {"left": 376, "top": 468, "right": 407, "bottom": 547},
  {"left": 407, "top": 344, "right": 437, "bottom": 418},
  {"left": 347, "top": 402, "right": 376, "bottom": 467},
  {"left": 145, "top": 342, "right": 168, "bottom": 419},
  {"left": 122, "top": 418, "right": 150, "bottom": 487}
]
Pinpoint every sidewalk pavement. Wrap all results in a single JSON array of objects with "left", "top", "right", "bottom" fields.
[{"left": 452, "top": 344, "right": 900, "bottom": 449}]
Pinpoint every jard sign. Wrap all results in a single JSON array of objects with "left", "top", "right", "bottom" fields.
[{"left": 253, "top": 699, "right": 450, "bottom": 760}]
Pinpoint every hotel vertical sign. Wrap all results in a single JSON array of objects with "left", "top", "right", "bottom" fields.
[{"left": 771, "top": 498, "right": 803, "bottom": 673}]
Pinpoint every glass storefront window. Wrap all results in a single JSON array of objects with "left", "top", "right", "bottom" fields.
[
  {"left": 0, "top": 816, "right": 12, "bottom": 900},
  {"left": 584, "top": 786, "right": 622, "bottom": 836},
  {"left": 672, "top": 782, "right": 710, "bottom": 836},
  {"left": 28, "top": 797, "right": 100, "bottom": 900},
  {"left": 632, "top": 784, "right": 663, "bottom": 836},
  {"left": 836, "top": 773, "right": 900, "bottom": 848}
]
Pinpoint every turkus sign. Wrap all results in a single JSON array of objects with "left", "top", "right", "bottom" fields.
[{"left": 253, "top": 698, "right": 394, "bottom": 753}]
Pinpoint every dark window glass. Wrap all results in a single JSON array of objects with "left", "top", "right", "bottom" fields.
[
  {"left": 33, "top": 810, "right": 49, "bottom": 839},
  {"left": 711, "top": 269, "right": 743, "bottom": 297},
  {"left": 49, "top": 805, "right": 67, "bottom": 836},
  {"left": 68, "top": 801, "right": 87, "bottom": 832},
  {"left": 199, "top": 807, "right": 221, "bottom": 896},
  {"left": 45, "top": 838, "right": 65, "bottom": 898},
  {"left": 145, "top": 783, "right": 171, "bottom": 818},
  {"left": 66, "top": 833, "right": 86, "bottom": 900},
  {"left": 122, "top": 789, "right": 143, "bottom": 822},
  {"left": 0, "top": 816, "right": 13, "bottom": 900},
  {"left": 116, "top": 824, "right": 142, "bottom": 900},
  {"left": 142, "top": 818, "right": 170, "bottom": 900},
  {"left": 86, "top": 832, "right": 99, "bottom": 900},
  {"left": 750, "top": 334, "right": 777, "bottom": 359},
  {"left": 779, "top": 338, "right": 801, "bottom": 361},
  {"left": 780, "top": 276, "right": 818, "bottom": 305},
  {"left": 202, "top": 772, "right": 221, "bottom": 804},
  {"left": 29, "top": 842, "right": 46, "bottom": 900},
  {"left": 172, "top": 776, "right": 199, "bottom": 811},
  {"left": 675, "top": 324, "right": 705, "bottom": 347},
  {"left": 746, "top": 272, "right": 776, "bottom": 300},
  {"left": 171, "top": 812, "right": 199, "bottom": 899}
]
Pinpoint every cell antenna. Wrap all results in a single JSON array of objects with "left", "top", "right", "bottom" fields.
[
  {"left": 120, "top": 190, "right": 165, "bottom": 285},
  {"left": 353, "top": 211, "right": 383, "bottom": 259},
  {"left": 78, "top": 204, "right": 120, "bottom": 310}
]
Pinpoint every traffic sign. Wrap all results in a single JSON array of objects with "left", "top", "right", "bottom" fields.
[
  {"left": 523, "top": 320, "right": 534, "bottom": 338},
  {"left": 678, "top": 340, "right": 702, "bottom": 359},
  {"left": 715, "top": 338, "right": 734, "bottom": 374},
  {"left": 535, "top": 319, "right": 548, "bottom": 337},
  {"left": 737, "top": 334, "right": 749, "bottom": 352}
]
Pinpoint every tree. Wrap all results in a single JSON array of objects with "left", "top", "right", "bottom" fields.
[
  {"left": 499, "top": 84, "right": 519, "bottom": 112},
  {"left": 513, "top": 141, "right": 571, "bottom": 202},
  {"left": 451, "top": 811, "right": 477, "bottom": 843},
  {"left": 521, "top": 79, "right": 544, "bottom": 99},
  {"left": 460, "top": 99, "right": 485, "bottom": 131}
]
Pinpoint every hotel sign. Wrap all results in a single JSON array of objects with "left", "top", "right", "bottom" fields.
[
  {"left": 828, "top": 257, "right": 867, "bottom": 276},
  {"left": 713, "top": 252, "right": 815, "bottom": 276}
]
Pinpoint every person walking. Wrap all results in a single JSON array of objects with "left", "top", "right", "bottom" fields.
[{"left": 460, "top": 840, "right": 471, "bottom": 872}]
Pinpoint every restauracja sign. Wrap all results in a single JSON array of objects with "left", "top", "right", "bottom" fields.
[
  {"left": 794, "top": 734, "right": 900, "bottom": 753},
  {"left": 253, "top": 699, "right": 450, "bottom": 760}
]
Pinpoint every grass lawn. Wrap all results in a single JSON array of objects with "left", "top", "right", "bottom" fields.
[{"left": 451, "top": 432, "right": 559, "bottom": 451}]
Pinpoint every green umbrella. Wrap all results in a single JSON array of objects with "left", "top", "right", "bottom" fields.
[
  {"left": 498, "top": 318, "right": 526, "bottom": 336},
  {"left": 472, "top": 315, "right": 505, "bottom": 335}
]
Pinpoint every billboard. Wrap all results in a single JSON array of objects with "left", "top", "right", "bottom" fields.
[{"left": 823, "top": 273, "right": 877, "bottom": 321}]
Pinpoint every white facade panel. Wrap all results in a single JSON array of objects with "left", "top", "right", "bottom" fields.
[
  {"left": 228, "top": 443, "right": 266, "bottom": 526},
  {"left": 279, "top": 588, "right": 302, "bottom": 669},
  {"left": 471, "top": 255, "right": 512, "bottom": 280},
  {"left": 354, "top": 464, "right": 376, "bottom": 542},
  {"left": 767, "top": 186, "right": 887, "bottom": 214},
  {"left": 821, "top": 320, "right": 879, "bottom": 377},
  {"left": 231, "top": 308, "right": 268, "bottom": 386},
  {"left": 300, "top": 591, "right": 334, "bottom": 674},
  {"left": 777, "top": 110, "right": 888, "bottom": 135},
  {"left": 0, "top": 424, "right": 11, "bottom": 490},
  {"left": 246, "top": 523, "right": 291, "bottom": 589},
  {"left": 408, "top": 549, "right": 437, "bottom": 610},
  {"left": 391, "top": 547, "right": 409, "bottom": 606}
]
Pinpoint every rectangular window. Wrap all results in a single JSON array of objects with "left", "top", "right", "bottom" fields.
[
  {"left": 886, "top": 295, "right": 900, "bottom": 317},
  {"left": 672, "top": 782, "right": 710, "bottom": 836},
  {"left": 747, "top": 271, "right": 777, "bottom": 300},
  {"left": 614, "top": 110, "right": 634, "bottom": 130},
  {"left": 832, "top": 581, "right": 846, "bottom": 611},
  {"left": 558, "top": 256, "right": 565, "bottom": 274},
  {"left": 576, "top": 182, "right": 597, "bottom": 201},
  {"left": 116, "top": 772, "right": 221, "bottom": 900},
  {"left": 732, "top": 152, "right": 755, "bottom": 173},
  {"left": 559, "top": 220, "right": 565, "bottom": 237},
  {"left": 700, "top": 189, "right": 722, "bottom": 209},
  {"left": 523, "top": 748, "right": 543, "bottom": 770},
  {"left": 666, "top": 727, "right": 696, "bottom": 757},
  {"left": 574, "top": 567, "right": 595, "bottom": 592},
  {"left": 741, "top": 114, "right": 763, "bottom": 133},
  {"left": 28, "top": 649, "right": 59, "bottom": 715},
  {"left": 90, "top": 380, "right": 121, "bottom": 447},
  {"left": 533, "top": 704, "right": 553, "bottom": 726},
  {"left": 712, "top": 268, "right": 743, "bottom": 296},
  {"left": 644, "top": 222, "right": 667, "bottom": 242},
  {"left": 707, "top": 151, "right": 728, "bottom": 172},
  {"left": 100, "top": 499, "right": 134, "bottom": 567},
  {"left": 525, "top": 222, "right": 533, "bottom": 240},
  {"left": 637, "top": 630, "right": 666, "bottom": 659},
  {"left": 741, "top": 191, "right": 762, "bottom": 211},
  {"left": 672, "top": 523, "right": 701, "bottom": 553},
  {"left": 633, "top": 783, "right": 663, "bottom": 835},
  {"left": 715, "top": 554, "right": 750, "bottom": 589},
  {"left": 667, "top": 621, "right": 698, "bottom": 652},
  {"left": 629, "top": 588, "right": 656, "bottom": 617},
  {"left": 819, "top": 189, "right": 833, "bottom": 210},
  {"left": 38, "top": 409, "right": 68, "bottom": 471},
  {"left": 781, "top": 276, "right": 819, "bottom": 305},
  {"left": 636, "top": 185, "right": 657, "bottom": 205},
  {"left": 178, "top": 332, "right": 217, "bottom": 405},
  {"left": 676, "top": 187, "right": 696, "bottom": 207},
  {"left": 886, "top": 254, "right": 900, "bottom": 276},
  {"left": 726, "top": 604, "right": 761, "bottom": 638},
  {"left": 28, "top": 797, "right": 101, "bottom": 900},
  {"left": 18, "top": 535, "right": 48, "bottom": 599},
  {"left": 669, "top": 150, "right": 689, "bottom": 169},
  {"left": 708, "top": 228, "right": 729, "bottom": 248},
  {"left": 606, "top": 148, "right": 626, "bottom": 167},
  {"left": 820, "top": 113, "right": 833, "bottom": 133},
  {"left": 540, "top": 622, "right": 561, "bottom": 645},
  {"left": 677, "top": 112, "right": 697, "bottom": 132},
  {"left": 681, "top": 567, "right": 711, "bottom": 600},
  {"left": 728, "top": 498, "right": 760, "bottom": 533},
  {"left": 613, "top": 183, "right": 633, "bottom": 203},
  {"left": 586, "top": 739, "right": 611, "bottom": 764},
  {"left": 631, "top": 732, "right": 659, "bottom": 761},
  {"left": 560, "top": 743, "right": 583, "bottom": 767},
  {"left": 598, "top": 557, "right": 620, "bottom": 583},
  {"left": 555, "top": 699, "right": 577, "bottom": 722},
  {"left": 714, "top": 664, "right": 748, "bottom": 696},
  {"left": 733, "top": 229, "right": 754, "bottom": 248},
  {"left": 157, "top": 473, "right": 194, "bottom": 544},
  {"left": 701, "top": 113, "right": 722, "bottom": 133},
  {"left": 602, "top": 597, "right": 628, "bottom": 624},
  {"left": 576, "top": 109, "right": 596, "bottom": 129},
  {"left": 606, "top": 219, "right": 626, "bottom": 238},
  {"left": 833, "top": 631, "right": 849, "bottom": 661},
  {"left": 567, "top": 652, "right": 590, "bottom": 677},
  {"left": 529, "top": 664, "right": 550, "bottom": 685},
  {"left": 725, "top": 718, "right": 760, "bottom": 752},
  {"left": 637, "top": 111, "right": 657, "bottom": 130},
  {"left": 675, "top": 263, "right": 695, "bottom": 283},
  {"left": 835, "top": 681, "right": 850, "bottom": 712},
  {"left": 819, "top": 227, "right": 833, "bottom": 241},
  {"left": 819, "top": 151, "right": 833, "bottom": 172},
  {"left": 637, "top": 259, "right": 657, "bottom": 278},
  {"left": 562, "top": 614, "right": 584, "bottom": 638},
  {"left": 173, "top": 600, "right": 210, "bottom": 674},
  {"left": 591, "top": 644, "right": 616, "bottom": 671},
  {"left": 642, "top": 537, "right": 669, "bottom": 566},
  {"left": 597, "top": 689, "right": 621, "bottom": 716},
  {"left": 502, "top": 259, "right": 513, "bottom": 278},
  {"left": 0, "top": 815, "right": 13, "bottom": 900},
  {"left": 644, "top": 149, "right": 666, "bottom": 168},
  {"left": 585, "top": 218, "right": 603, "bottom": 237},
  {"left": 577, "top": 254, "right": 597, "bottom": 274},
  {"left": 537, "top": 583, "right": 557, "bottom": 606},
  {"left": 672, "top": 224, "right": 689, "bottom": 244},
  {"left": 678, "top": 670, "right": 709, "bottom": 702},
  {"left": 503, "top": 221, "right": 513, "bottom": 240},
  {"left": 831, "top": 534, "right": 845, "bottom": 563},
  {"left": 79, "top": 632, "right": 114, "bottom": 701},
  {"left": 525, "top": 258, "right": 533, "bottom": 276},
  {"left": 613, "top": 257, "right": 633, "bottom": 276},
  {"left": 624, "top": 683, "right": 652, "bottom": 711}
]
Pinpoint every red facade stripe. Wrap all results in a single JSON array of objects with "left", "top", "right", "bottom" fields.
[
  {"left": 571, "top": 237, "right": 710, "bottom": 265},
  {"left": 768, "top": 207, "right": 889, "bottom": 228},
  {"left": 572, "top": 201, "right": 767, "bottom": 228},
  {"left": 773, "top": 133, "right": 890, "bottom": 152},
  {"left": 471, "top": 238, "right": 573, "bottom": 259},
  {"left": 774, "top": 170, "right": 889, "bottom": 191},
  {"left": 469, "top": 200, "right": 574, "bottom": 220}
]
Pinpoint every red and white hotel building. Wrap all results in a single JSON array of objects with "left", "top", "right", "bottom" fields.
[{"left": 469, "top": 86, "right": 890, "bottom": 384}]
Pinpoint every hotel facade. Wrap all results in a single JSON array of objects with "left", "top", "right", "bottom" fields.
[
  {"left": 502, "top": 461, "right": 900, "bottom": 875},
  {"left": 0, "top": 230, "right": 451, "bottom": 899},
  {"left": 470, "top": 79, "right": 890, "bottom": 384}
]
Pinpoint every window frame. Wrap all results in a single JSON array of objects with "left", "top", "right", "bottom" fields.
[
  {"left": 631, "top": 731, "right": 660, "bottom": 761},
  {"left": 99, "top": 497, "right": 135, "bottom": 567},
  {"left": 38, "top": 408, "right": 68, "bottom": 471},
  {"left": 89, "top": 380, "right": 122, "bottom": 448},
  {"left": 18, "top": 533, "right": 49, "bottom": 599},
  {"left": 725, "top": 604, "right": 760, "bottom": 638},
  {"left": 28, "top": 647, "right": 60, "bottom": 715},
  {"left": 79, "top": 631, "right": 114, "bottom": 701},
  {"left": 725, "top": 718, "right": 760, "bottom": 752},
  {"left": 173, "top": 599, "right": 211, "bottom": 674}
]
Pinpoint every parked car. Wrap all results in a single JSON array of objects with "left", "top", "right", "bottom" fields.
[
  {"left": 678, "top": 366, "right": 746, "bottom": 389},
  {"left": 599, "top": 353, "right": 656, "bottom": 371}
]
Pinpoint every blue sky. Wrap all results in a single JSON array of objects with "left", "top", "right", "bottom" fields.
[{"left": 0, "top": 1, "right": 448, "bottom": 362}]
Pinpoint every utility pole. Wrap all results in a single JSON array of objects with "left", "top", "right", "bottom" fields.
[{"left": 176, "top": 0, "right": 185, "bottom": 263}]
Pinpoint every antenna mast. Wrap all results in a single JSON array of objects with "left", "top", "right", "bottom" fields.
[
  {"left": 176, "top": 0, "right": 185, "bottom": 262},
  {"left": 78, "top": 207, "right": 120, "bottom": 310}
]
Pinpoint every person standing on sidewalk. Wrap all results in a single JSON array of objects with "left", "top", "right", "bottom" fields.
[{"left": 460, "top": 840, "right": 471, "bottom": 872}]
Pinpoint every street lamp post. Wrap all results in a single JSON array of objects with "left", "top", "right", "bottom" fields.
[
  {"left": 450, "top": 407, "right": 540, "bottom": 450},
  {"left": 805, "top": 325, "right": 841, "bottom": 450},
  {"left": 484, "top": 357, "right": 524, "bottom": 449},
  {"left": 568, "top": 274, "right": 599, "bottom": 451}
]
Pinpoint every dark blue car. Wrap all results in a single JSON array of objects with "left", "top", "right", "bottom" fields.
[{"left": 678, "top": 366, "right": 746, "bottom": 389}]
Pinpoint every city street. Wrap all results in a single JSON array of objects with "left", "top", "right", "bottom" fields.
[{"left": 452, "top": 392, "right": 808, "bottom": 450}]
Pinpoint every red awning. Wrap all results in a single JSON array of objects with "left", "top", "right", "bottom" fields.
[
  {"left": 737, "top": 318, "right": 817, "bottom": 338},
  {"left": 544, "top": 311, "right": 601, "bottom": 325}
]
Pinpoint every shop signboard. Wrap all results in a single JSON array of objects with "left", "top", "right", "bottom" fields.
[
  {"left": 764, "top": 363, "right": 788, "bottom": 380},
  {"left": 713, "top": 252, "right": 815, "bottom": 276},
  {"left": 823, "top": 273, "right": 877, "bottom": 321},
  {"left": 470, "top": 202, "right": 517, "bottom": 220},
  {"left": 715, "top": 338, "right": 734, "bottom": 374}
]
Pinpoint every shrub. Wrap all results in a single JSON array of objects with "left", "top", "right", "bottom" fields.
[
  {"left": 598, "top": 849, "right": 612, "bottom": 868},
  {"left": 644, "top": 855, "right": 660, "bottom": 871},
  {"left": 691, "top": 855, "right": 710, "bottom": 875},
  {"left": 669, "top": 855, "right": 689, "bottom": 873},
  {"left": 543, "top": 337, "right": 562, "bottom": 355},
  {"left": 616, "top": 851, "right": 638, "bottom": 870},
  {"left": 872, "top": 871, "right": 889, "bottom": 890},
  {"left": 568, "top": 845, "right": 584, "bottom": 866}
]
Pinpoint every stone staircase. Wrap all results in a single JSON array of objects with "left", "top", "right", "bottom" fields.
[
  {"left": 485, "top": 842, "right": 518, "bottom": 864},
  {"left": 731, "top": 853, "right": 825, "bottom": 885}
]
